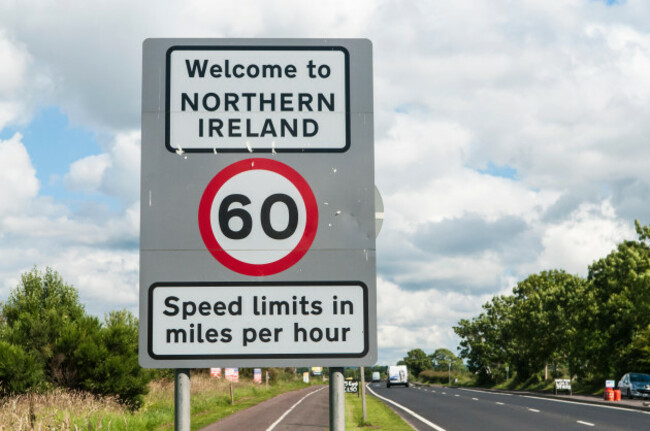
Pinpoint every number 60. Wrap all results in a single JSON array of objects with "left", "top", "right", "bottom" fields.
[{"left": 218, "top": 193, "right": 298, "bottom": 240}]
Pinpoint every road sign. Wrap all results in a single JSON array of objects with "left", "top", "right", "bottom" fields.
[
  {"left": 166, "top": 45, "right": 349, "bottom": 153},
  {"left": 140, "top": 38, "right": 375, "bottom": 368},
  {"left": 344, "top": 380, "right": 359, "bottom": 393},
  {"left": 198, "top": 158, "right": 318, "bottom": 276},
  {"left": 225, "top": 368, "right": 239, "bottom": 382}
]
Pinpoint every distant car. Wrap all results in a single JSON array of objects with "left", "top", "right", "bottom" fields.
[
  {"left": 372, "top": 371, "right": 381, "bottom": 382},
  {"left": 618, "top": 373, "right": 650, "bottom": 399}
]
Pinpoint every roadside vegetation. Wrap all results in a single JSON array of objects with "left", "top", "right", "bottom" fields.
[
  {"left": 452, "top": 220, "right": 650, "bottom": 391},
  {"left": 0, "top": 268, "right": 314, "bottom": 430},
  {"left": 0, "top": 369, "right": 312, "bottom": 430},
  {"left": 345, "top": 391, "right": 413, "bottom": 430},
  {"left": 394, "top": 222, "right": 650, "bottom": 394},
  {"left": 400, "top": 347, "right": 474, "bottom": 386},
  {"left": 0, "top": 267, "right": 149, "bottom": 409}
]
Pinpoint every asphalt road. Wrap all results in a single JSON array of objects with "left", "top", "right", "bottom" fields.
[
  {"left": 200, "top": 385, "right": 328, "bottom": 431},
  {"left": 368, "top": 383, "right": 650, "bottom": 431}
]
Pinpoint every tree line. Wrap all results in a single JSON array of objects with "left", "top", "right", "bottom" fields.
[
  {"left": 399, "top": 347, "right": 467, "bottom": 384},
  {"left": 453, "top": 221, "right": 650, "bottom": 385}
]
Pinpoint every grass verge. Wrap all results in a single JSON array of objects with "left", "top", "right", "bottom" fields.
[
  {"left": 344, "top": 390, "right": 414, "bottom": 430},
  {"left": 0, "top": 373, "right": 313, "bottom": 430}
]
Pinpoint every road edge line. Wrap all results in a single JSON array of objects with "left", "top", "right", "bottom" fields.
[
  {"left": 265, "top": 386, "right": 326, "bottom": 431},
  {"left": 366, "top": 385, "right": 447, "bottom": 431}
]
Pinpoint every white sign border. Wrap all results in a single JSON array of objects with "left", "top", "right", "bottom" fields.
[
  {"left": 165, "top": 45, "right": 351, "bottom": 153},
  {"left": 147, "top": 281, "right": 369, "bottom": 360}
]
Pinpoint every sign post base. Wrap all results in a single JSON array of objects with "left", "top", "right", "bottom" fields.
[
  {"left": 175, "top": 369, "right": 190, "bottom": 430},
  {"left": 329, "top": 367, "right": 345, "bottom": 431}
]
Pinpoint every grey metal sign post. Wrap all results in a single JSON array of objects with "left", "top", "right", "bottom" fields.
[{"left": 140, "top": 38, "right": 375, "bottom": 430}]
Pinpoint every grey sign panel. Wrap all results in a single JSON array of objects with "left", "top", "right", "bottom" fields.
[{"left": 139, "top": 38, "right": 375, "bottom": 368}]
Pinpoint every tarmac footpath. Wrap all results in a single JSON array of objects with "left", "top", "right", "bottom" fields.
[{"left": 199, "top": 385, "right": 328, "bottom": 431}]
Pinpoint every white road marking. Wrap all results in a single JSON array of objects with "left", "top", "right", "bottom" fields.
[
  {"left": 472, "top": 397, "right": 479, "bottom": 401},
  {"left": 521, "top": 395, "right": 650, "bottom": 415},
  {"left": 496, "top": 402, "right": 505, "bottom": 405},
  {"left": 460, "top": 388, "right": 512, "bottom": 396},
  {"left": 454, "top": 394, "right": 460, "bottom": 397},
  {"left": 442, "top": 392, "right": 447, "bottom": 395},
  {"left": 366, "top": 385, "right": 448, "bottom": 431},
  {"left": 265, "top": 386, "right": 326, "bottom": 431},
  {"left": 577, "top": 421, "right": 595, "bottom": 427},
  {"left": 528, "top": 408, "right": 540, "bottom": 413},
  {"left": 462, "top": 388, "right": 650, "bottom": 415}
]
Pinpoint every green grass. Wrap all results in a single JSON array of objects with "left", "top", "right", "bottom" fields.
[
  {"left": 1, "top": 374, "right": 316, "bottom": 430},
  {"left": 108, "top": 377, "right": 313, "bottom": 431},
  {"left": 344, "top": 391, "right": 413, "bottom": 430},
  {"left": 4, "top": 377, "right": 419, "bottom": 430}
]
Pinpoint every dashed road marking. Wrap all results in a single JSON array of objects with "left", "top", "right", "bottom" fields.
[
  {"left": 472, "top": 397, "right": 479, "bottom": 401},
  {"left": 460, "top": 388, "right": 512, "bottom": 396},
  {"left": 496, "top": 402, "right": 505, "bottom": 405},
  {"left": 577, "top": 421, "right": 595, "bottom": 427},
  {"left": 528, "top": 408, "right": 540, "bottom": 413},
  {"left": 521, "top": 395, "right": 650, "bottom": 415}
]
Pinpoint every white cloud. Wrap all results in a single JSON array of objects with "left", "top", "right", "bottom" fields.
[
  {"left": 64, "top": 131, "right": 140, "bottom": 204},
  {"left": 537, "top": 200, "right": 635, "bottom": 275},
  {"left": 65, "top": 153, "right": 111, "bottom": 193},
  {"left": 376, "top": 277, "right": 493, "bottom": 363},
  {"left": 0, "top": 133, "right": 39, "bottom": 216},
  {"left": 0, "top": 132, "right": 139, "bottom": 313},
  {"left": 0, "top": 31, "right": 29, "bottom": 96},
  {"left": 0, "top": 31, "right": 32, "bottom": 129},
  {"left": 0, "top": 200, "right": 140, "bottom": 315},
  {"left": 100, "top": 132, "right": 140, "bottom": 204}
]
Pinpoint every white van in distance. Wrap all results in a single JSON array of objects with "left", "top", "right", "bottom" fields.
[{"left": 387, "top": 365, "right": 409, "bottom": 388}]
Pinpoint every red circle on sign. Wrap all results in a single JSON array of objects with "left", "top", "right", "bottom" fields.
[{"left": 198, "top": 158, "right": 318, "bottom": 276}]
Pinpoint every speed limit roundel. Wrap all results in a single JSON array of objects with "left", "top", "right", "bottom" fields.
[{"left": 198, "top": 158, "right": 318, "bottom": 276}]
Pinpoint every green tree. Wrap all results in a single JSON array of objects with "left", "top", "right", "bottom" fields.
[
  {"left": 0, "top": 267, "right": 85, "bottom": 374},
  {"left": 629, "top": 325, "right": 650, "bottom": 371},
  {"left": 509, "top": 270, "right": 588, "bottom": 380},
  {"left": 454, "top": 295, "right": 515, "bottom": 384},
  {"left": 429, "top": 348, "right": 464, "bottom": 372},
  {"left": 581, "top": 220, "right": 650, "bottom": 380},
  {"left": 0, "top": 268, "right": 151, "bottom": 409},
  {"left": 403, "top": 348, "right": 432, "bottom": 377},
  {"left": 0, "top": 341, "right": 44, "bottom": 394}
]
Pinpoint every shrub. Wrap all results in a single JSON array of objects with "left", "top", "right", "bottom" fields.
[
  {"left": 418, "top": 369, "right": 450, "bottom": 384},
  {"left": 0, "top": 341, "right": 44, "bottom": 394},
  {"left": 0, "top": 268, "right": 151, "bottom": 410}
]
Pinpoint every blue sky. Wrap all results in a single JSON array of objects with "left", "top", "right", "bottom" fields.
[
  {"left": 1, "top": 0, "right": 650, "bottom": 366},
  {"left": 0, "top": 107, "right": 126, "bottom": 212}
]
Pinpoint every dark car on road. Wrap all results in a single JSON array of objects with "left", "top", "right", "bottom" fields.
[{"left": 618, "top": 373, "right": 650, "bottom": 399}]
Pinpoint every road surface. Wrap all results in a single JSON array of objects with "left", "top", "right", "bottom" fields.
[
  {"left": 368, "top": 382, "right": 650, "bottom": 431},
  {"left": 200, "top": 385, "right": 328, "bottom": 431}
]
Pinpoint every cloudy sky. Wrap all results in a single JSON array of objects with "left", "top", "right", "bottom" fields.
[{"left": 0, "top": 0, "right": 648, "bottom": 366}]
